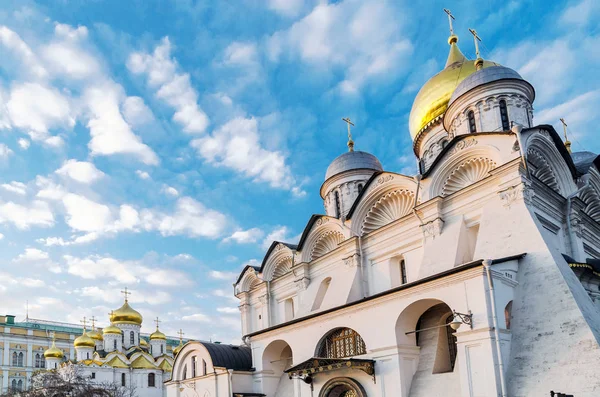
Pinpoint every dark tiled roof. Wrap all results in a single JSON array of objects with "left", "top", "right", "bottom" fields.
[
  {"left": 203, "top": 342, "right": 252, "bottom": 371},
  {"left": 571, "top": 151, "right": 599, "bottom": 175}
]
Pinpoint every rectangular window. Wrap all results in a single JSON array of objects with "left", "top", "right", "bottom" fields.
[
  {"left": 191, "top": 356, "right": 197, "bottom": 378},
  {"left": 400, "top": 260, "right": 407, "bottom": 284},
  {"left": 121, "top": 373, "right": 126, "bottom": 387},
  {"left": 91, "top": 373, "right": 95, "bottom": 379},
  {"left": 202, "top": 359, "right": 207, "bottom": 376}
]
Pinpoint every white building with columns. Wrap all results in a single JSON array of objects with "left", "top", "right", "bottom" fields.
[{"left": 166, "top": 27, "right": 600, "bottom": 397}]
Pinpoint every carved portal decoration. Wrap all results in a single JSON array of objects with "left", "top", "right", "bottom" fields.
[
  {"left": 527, "top": 148, "right": 560, "bottom": 193},
  {"left": 310, "top": 230, "right": 345, "bottom": 261},
  {"left": 361, "top": 189, "right": 415, "bottom": 234},
  {"left": 442, "top": 157, "right": 497, "bottom": 196},
  {"left": 272, "top": 257, "right": 293, "bottom": 279},
  {"left": 499, "top": 183, "right": 534, "bottom": 209},
  {"left": 318, "top": 377, "right": 367, "bottom": 397},
  {"left": 447, "top": 138, "right": 478, "bottom": 157},
  {"left": 421, "top": 217, "right": 444, "bottom": 240}
]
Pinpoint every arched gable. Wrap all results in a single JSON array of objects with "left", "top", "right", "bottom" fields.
[
  {"left": 427, "top": 143, "right": 503, "bottom": 199},
  {"left": 524, "top": 132, "right": 576, "bottom": 196},
  {"left": 297, "top": 215, "right": 349, "bottom": 263},
  {"left": 347, "top": 172, "right": 418, "bottom": 236},
  {"left": 235, "top": 266, "right": 263, "bottom": 294},
  {"left": 260, "top": 241, "right": 297, "bottom": 282}
]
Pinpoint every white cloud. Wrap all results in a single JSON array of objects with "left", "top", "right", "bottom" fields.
[
  {"left": 267, "top": 1, "right": 412, "bottom": 93},
  {"left": 14, "top": 248, "right": 49, "bottom": 262},
  {"left": 1, "top": 181, "right": 27, "bottom": 195},
  {"left": 56, "top": 159, "right": 105, "bottom": 184},
  {"left": 127, "top": 37, "right": 209, "bottom": 134},
  {"left": 18, "top": 138, "right": 30, "bottom": 150},
  {"left": 0, "top": 144, "right": 13, "bottom": 157},
  {"left": 191, "top": 117, "right": 303, "bottom": 193},
  {"left": 561, "top": 0, "right": 600, "bottom": 28},
  {"left": 20, "top": 278, "right": 45, "bottom": 288},
  {"left": 216, "top": 307, "right": 239, "bottom": 314},
  {"left": 41, "top": 26, "right": 100, "bottom": 80},
  {"left": 135, "top": 170, "right": 151, "bottom": 180},
  {"left": 161, "top": 185, "right": 179, "bottom": 197},
  {"left": 62, "top": 193, "right": 112, "bottom": 233},
  {"left": 64, "top": 255, "right": 139, "bottom": 283},
  {"left": 536, "top": 90, "right": 600, "bottom": 141},
  {"left": 6, "top": 82, "right": 74, "bottom": 135},
  {"left": 84, "top": 81, "right": 159, "bottom": 165},
  {"left": 0, "top": 233, "right": 4, "bottom": 240},
  {"left": 140, "top": 197, "right": 227, "bottom": 238},
  {"left": 261, "top": 226, "right": 298, "bottom": 250},
  {"left": 223, "top": 227, "right": 264, "bottom": 244},
  {"left": 181, "top": 313, "right": 210, "bottom": 322},
  {"left": 268, "top": 0, "right": 305, "bottom": 17},
  {"left": 122, "top": 96, "right": 154, "bottom": 126},
  {"left": 209, "top": 270, "right": 238, "bottom": 281},
  {"left": 223, "top": 42, "right": 258, "bottom": 66},
  {"left": 0, "top": 199, "right": 54, "bottom": 229},
  {"left": 0, "top": 26, "right": 47, "bottom": 79}
]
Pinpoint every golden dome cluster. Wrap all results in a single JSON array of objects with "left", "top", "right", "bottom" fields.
[
  {"left": 102, "top": 324, "right": 122, "bottom": 335},
  {"left": 408, "top": 35, "right": 498, "bottom": 145}
]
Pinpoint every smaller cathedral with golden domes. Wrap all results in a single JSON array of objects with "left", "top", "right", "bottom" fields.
[{"left": 44, "top": 290, "right": 178, "bottom": 397}]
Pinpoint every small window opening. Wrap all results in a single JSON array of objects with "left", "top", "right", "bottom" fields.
[
  {"left": 499, "top": 100, "right": 510, "bottom": 131},
  {"left": 468, "top": 110, "right": 476, "bottom": 133}
]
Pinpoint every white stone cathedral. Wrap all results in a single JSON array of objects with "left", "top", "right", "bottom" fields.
[{"left": 166, "top": 25, "right": 600, "bottom": 397}]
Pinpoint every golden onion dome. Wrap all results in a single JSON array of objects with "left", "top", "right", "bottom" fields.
[
  {"left": 102, "top": 324, "right": 122, "bottom": 335},
  {"left": 409, "top": 35, "right": 498, "bottom": 145},
  {"left": 111, "top": 300, "right": 143, "bottom": 326},
  {"left": 173, "top": 341, "right": 184, "bottom": 356},
  {"left": 140, "top": 338, "right": 149, "bottom": 347},
  {"left": 87, "top": 329, "right": 103, "bottom": 341},
  {"left": 44, "top": 341, "right": 64, "bottom": 359},
  {"left": 74, "top": 332, "right": 96, "bottom": 348},
  {"left": 150, "top": 329, "right": 166, "bottom": 340}
]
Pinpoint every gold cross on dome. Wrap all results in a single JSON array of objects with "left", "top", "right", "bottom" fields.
[
  {"left": 120, "top": 287, "right": 131, "bottom": 302},
  {"left": 50, "top": 331, "right": 56, "bottom": 341},
  {"left": 469, "top": 28, "right": 482, "bottom": 59},
  {"left": 90, "top": 316, "right": 97, "bottom": 330},
  {"left": 443, "top": 8, "right": 455, "bottom": 35},
  {"left": 177, "top": 329, "right": 185, "bottom": 342},
  {"left": 80, "top": 317, "right": 88, "bottom": 331},
  {"left": 342, "top": 117, "right": 355, "bottom": 152},
  {"left": 154, "top": 317, "right": 161, "bottom": 329}
]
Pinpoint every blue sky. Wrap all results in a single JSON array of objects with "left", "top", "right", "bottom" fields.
[{"left": 0, "top": 0, "right": 598, "bottom": 343}]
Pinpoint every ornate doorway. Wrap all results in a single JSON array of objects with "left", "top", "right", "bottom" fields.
[{"left": 319, "top": 377, "right": 367, "bottom": 397}]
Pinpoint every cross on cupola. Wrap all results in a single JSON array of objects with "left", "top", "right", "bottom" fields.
[
  {"left": 560, "top": 118, "right": 572, "bottom": 153},
  {"left": 120, "top": 287, "right": 131, "bottom": 302},
  {"left": 177, "top": 329, "right": 185, "bottom": 342},
  {"left": 80, "top": 317, "right": 88, "bottom": 331},
  {"left": 468, "top": 28, "right": 484, "bottom": 70},
  {"left": 90, "top": 316, "right": 97, "bottom": 330},
  {"left": 444, "top": 8, "right": 455, "bottom": 36},
  {"left": 342, "top": 117, "right": 355, "bottom": 152},
  {"left": 154, "top": 317, "right": 161, "bottom": 330}
]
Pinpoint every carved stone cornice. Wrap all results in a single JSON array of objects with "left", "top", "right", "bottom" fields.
[
  {"left": 294, "top": 278, "right": 310, "bottom": 292},
  {"left": 421, "top": 217, "right": 444, "bottom": 240},
  {"left": 498, "top": 182, "right": 534, "bottom": 209},
  {"left": 343, "top": 253, "right": 361, "bottom": 268}
]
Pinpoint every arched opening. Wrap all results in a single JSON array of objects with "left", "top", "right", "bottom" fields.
[
  {"left": 357, "top": 183, "right": 364, "bottom": 194},
  {"left": 12, "top": 352, "right": 17, "bottom": 366},
  {"left": 121, "top": 373, "right": 126, "bottom": 386},
  {"left": 467, "top": 110, "right": 476, "bottom": 133},
  {"left": 499, "top": 99, "right": 510, "bottom": 131},
  {"left": 130, "top": 331, "right": 134, "bottom": 346},
  {"left": 395, "top": 299, "right": 460, "bottom": 396},
  {"left": 262, "top": 340, "right": 294, "bottom": 397},
  {"left": 312, "top": 277, "right": 331, "bottom": 311},
  {"left": 148, "top": 373, "right": 156, "bottom": 387},
  {"left": 505, "top": 300, "right": 513, "bottom": 330},
  {"left": 17, "top": 379, "right": 23, "bottom": 391},
  {"left": 316, "top": 328, "right": 367, "bottom": 358},
  {"left": 113, "top": 339, "right": 117, "bottom": 350},
  {"left": 318, "top": 377, "right": 367, "bottom": 397}
]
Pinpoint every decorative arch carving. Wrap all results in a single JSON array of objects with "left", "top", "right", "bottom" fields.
[
  {"left": 581, "top": 168, "right": 600, "bottom": 223},
  {"left": 318, "top": 377, "right": 367, "bottom": 397},
  {"left": 527, "top": 148, "right": 560, "bottom": 192},
  {"left": 310, "top": 230, "right": 345, "bottom": 261},
  {"left": 361, "top": 189, "right": 415, "bottom": 234},
  {"left": 237, "top": 268, "right": 263, "bottom": 293},
  {"left": 441, "top": 157, "right": 497, "bottom": 196},
  {"left": 272, "top": 257, "right": 293, "bottom": 279}
]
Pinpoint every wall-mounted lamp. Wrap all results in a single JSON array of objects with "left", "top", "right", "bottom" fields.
[
  {"left": 405, "top": 309, "right": 473, "bottom": 335},
  {"left": 449, "top": 310, "right": 473, "bottom": 330}
]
